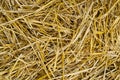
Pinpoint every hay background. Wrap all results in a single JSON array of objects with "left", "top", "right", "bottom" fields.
[{"left": 0, "top": 0, "right": 120, "bottom": 80}]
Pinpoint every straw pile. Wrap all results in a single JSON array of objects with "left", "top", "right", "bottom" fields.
[{"left": 0, "top": 0, "right": 120, "bottom": 80}]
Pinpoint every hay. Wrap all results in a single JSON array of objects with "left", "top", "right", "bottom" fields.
[{"left": 0, "top": 0, "right": 120, "bottom": 80}]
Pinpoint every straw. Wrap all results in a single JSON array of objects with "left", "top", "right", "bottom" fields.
[{"left": 0, "top": 0, "right": 120, "bottom": 80}]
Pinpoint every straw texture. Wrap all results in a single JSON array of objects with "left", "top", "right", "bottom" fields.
[{"left": 0, "top": 0, "right": 120, "bottom": 80}]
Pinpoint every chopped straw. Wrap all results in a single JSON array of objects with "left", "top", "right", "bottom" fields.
[{"left": 0, "top": 0, "right": 120, "bottom": 80}]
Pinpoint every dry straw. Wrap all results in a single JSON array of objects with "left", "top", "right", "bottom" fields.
[{"left": 0, "top": 0, "right": 120, "bottom": 80}]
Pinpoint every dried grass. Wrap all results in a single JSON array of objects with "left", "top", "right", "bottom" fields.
[{"left": 0, "top": 0, "right": 120, "bottom": 80}]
